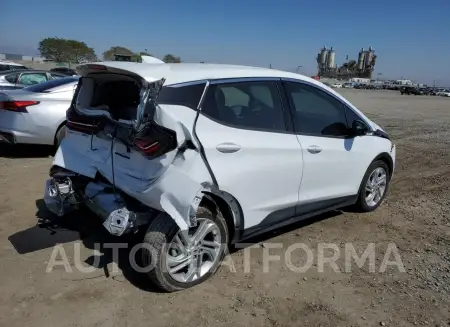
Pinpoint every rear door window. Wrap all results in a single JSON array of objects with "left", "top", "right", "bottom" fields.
[
  {"left": 202, "top": 80, "right": 287, "bottom": 132},
  {"left": 18, "top": 73, "right": 48, "bottom": 85}
]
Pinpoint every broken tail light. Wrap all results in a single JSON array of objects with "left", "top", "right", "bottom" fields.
[
  {"left": 132, "top": 123, "right": 177, "bottom": 158},
  {"left": 0, "top": 100, "right": 39, "bottom": 112},
  {"left": 66, "top": 106, "right": 100, "bottom": 134}
]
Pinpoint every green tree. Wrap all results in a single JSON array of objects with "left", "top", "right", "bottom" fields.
[
  {"left": 66, "top": 40, "right": 96, "bottom": 63},
  {"left": 162, "top": 54, "right": 181, "bottom": 63},
  {"left": 38, "top": 37, "right": 96, "bottom": 63},
  {"left": 103, "top": 46, "right": 134, "bottom": 61},
  {"left": 38, "top": 37, "right": 70, "bottom": 62}
]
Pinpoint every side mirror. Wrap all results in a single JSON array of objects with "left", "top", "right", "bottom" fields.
[{"left": 351, "top": 120, "right": 368, "bottom": 136}]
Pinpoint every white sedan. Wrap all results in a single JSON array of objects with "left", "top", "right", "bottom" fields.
[
  {"left": 44, "top": 62, "right": 396, "bottom": 291},
  {"left": 0, "top": 76, "right": 78, "bottom": 146}
]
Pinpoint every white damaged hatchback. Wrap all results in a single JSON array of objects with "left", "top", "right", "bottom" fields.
[{"left": 44, "top": 62, "right": 396, "bottom": 292}]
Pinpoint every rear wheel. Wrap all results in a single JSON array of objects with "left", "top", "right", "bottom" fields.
[
  {"left": 142, "top": 204, "right": 229, "bottom": 292},
  {"left": 354, "top": 160, "right": 390, "bottom": 212}
]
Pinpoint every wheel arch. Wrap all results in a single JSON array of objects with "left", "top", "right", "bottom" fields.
[
  {"left": 54, "top": 120, "right": 67, "bottom": 146},
  {"left": 373, "top": 152, "right": 393, "bottom": 180},
  {"left": 201, "top": 189, "right": 244, "bottom": 244}
]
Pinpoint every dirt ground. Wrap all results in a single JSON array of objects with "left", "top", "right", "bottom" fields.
[{"left": 0, "top": 89, "right": 449, "bottom": 327}]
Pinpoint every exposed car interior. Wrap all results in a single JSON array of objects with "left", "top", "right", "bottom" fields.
[{"left": 76, "top": 74, "right": 142, "bottom": 121}]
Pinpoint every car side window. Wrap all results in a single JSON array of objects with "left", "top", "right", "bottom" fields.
[
  {"left": 157, "top": 83, "right": 206, "bottom": 110},
  {"left": 18, "top": 73, "right": 48, "bottom": 85},
  {"left": 345, "top": 106, "right": 368, "bottom": 130},
  {"left": 284, "top": 81, "right": 349, "bottom": 137},
  {"left": 5, "top": 73, "right": 19, "bottom": 83},
  {"left": 202, "top": 81, "right": 287, "bottom": 132},
  {"left": 0, "top": 64, "right": 11, "bottom": 71}
]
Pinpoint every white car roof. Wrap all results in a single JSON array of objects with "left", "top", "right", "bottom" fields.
[
  {"left": 75, "top": 61, "right": 378, "bottom": 130},
  {"left": 77, "top": 61, "right": 318, "bottom": 86}
]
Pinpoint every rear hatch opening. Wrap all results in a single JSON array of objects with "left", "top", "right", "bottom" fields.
[{"left": 66, "top": 64, "right": 177, "bottom": 159}]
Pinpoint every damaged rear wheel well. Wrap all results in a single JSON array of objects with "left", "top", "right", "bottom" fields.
[{"left": 200, "top": 192, "right": 240, "bottom": 244}]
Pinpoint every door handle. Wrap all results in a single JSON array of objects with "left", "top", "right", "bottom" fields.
[
  {"left": 307, "top": 145, "right": 322, "bottom": 154},
  {"left": 216, "top": 142, "right": 241, "bottom": 153}
]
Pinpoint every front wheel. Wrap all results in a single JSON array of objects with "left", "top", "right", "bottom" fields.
[
  {"left": 142, "top": 205, "right": 229, "bottom": 292},
  {"left": 354, "top": 160, "right": 390, "bottom": 212}
]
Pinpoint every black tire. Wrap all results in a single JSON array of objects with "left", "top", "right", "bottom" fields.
[
  {"left": 354, "top": 160, "right": 390, "bottom": 212},
  {"left": 142, "top": 204, "right": 229, "bottom": 292},
  {"left": 55, "top": 124, "right": 66, "bottom": 148}
]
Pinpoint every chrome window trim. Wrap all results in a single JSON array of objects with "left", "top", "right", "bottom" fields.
[
  {"left": 165, "top": 80, "right": 208, "bottom": 88},
  {"left": 209, "top": 77, "right": 280, "bottom": 84},
  {"left": 280, "top": 77, "right": 373, "bottom": 131}
]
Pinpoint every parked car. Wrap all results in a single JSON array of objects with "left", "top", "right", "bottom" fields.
[
  {"left": 0, "top": 76, "right": 78, "bottom": 146},
  {"left": 43, "top": 62, "right": 396, "bottom": 292},
  {"left": 331, "top": 83, "right": 342, "bottom": 88},
  {"left": 342, "top": 83, "right": 353, "bottom": 88},
  {"left": 50, "top": 67, "right": 78, "bottom": 76},
  {"left": 438, "top": 90, "right": 450, "bottom": 97},
  {"left": 400, "top": 86, "right": 422, "bottom": 95},
  {"left": 0, "top": 70, "right": 67, "bottom": 90},
  {"left": 0, "top": 61, "right": 29, "bottom": 72},
  {"left": 419, "top": 88, "right": 432, "bottom": 95}
]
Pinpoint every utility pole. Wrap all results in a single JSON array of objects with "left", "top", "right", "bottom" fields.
[{"left": 269, "top": 64, "right": 272, "bottom": 69}]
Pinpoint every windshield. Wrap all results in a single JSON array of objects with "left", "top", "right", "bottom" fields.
[{"left": 24, "top": 76, "right": 79, "bottom": 93}]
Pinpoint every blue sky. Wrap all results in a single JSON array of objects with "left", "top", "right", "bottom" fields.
[{"left": 1, "top": 0, "right": 449, "bottom": 85}]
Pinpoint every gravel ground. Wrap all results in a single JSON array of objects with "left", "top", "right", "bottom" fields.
[{"left": 0, "top": 89, "right": 449, "bottom": 327}]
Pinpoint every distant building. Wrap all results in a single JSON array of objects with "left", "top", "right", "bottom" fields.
[
  {"left": 317, "top": 46, "right": 377, "bottom": 80},
  {"left": 0, "top": 53, "right": 45, "bottom": 62}
]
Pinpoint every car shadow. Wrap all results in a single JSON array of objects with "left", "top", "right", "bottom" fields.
[
  {"left": 9, "top": 199, "right": 162, "bottom": 292},
  {"left": 8, "top": 199, "right": 344, "bottom": 293},
  {"left": 0, "top": 144, "right": 53, "bottom": 158}
]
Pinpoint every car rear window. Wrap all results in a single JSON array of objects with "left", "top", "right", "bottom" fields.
[{"left": 24, "top": 76, "right": 78, "bottom": 93}]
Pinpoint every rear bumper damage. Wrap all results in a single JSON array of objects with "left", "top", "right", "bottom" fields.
[
  {"left": 44, "top": 177, "right": 160, "bottom": 236},
  {"left": 44, "top": 133, "right": 213, "bottom": 236}
]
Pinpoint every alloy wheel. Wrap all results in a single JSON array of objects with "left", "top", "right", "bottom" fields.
[
  {"left": 165, "top": 218, "right": 223, "bottom": 283},
  {"left": 365, "top": 167, "right": 387, "bottom": 207}
]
